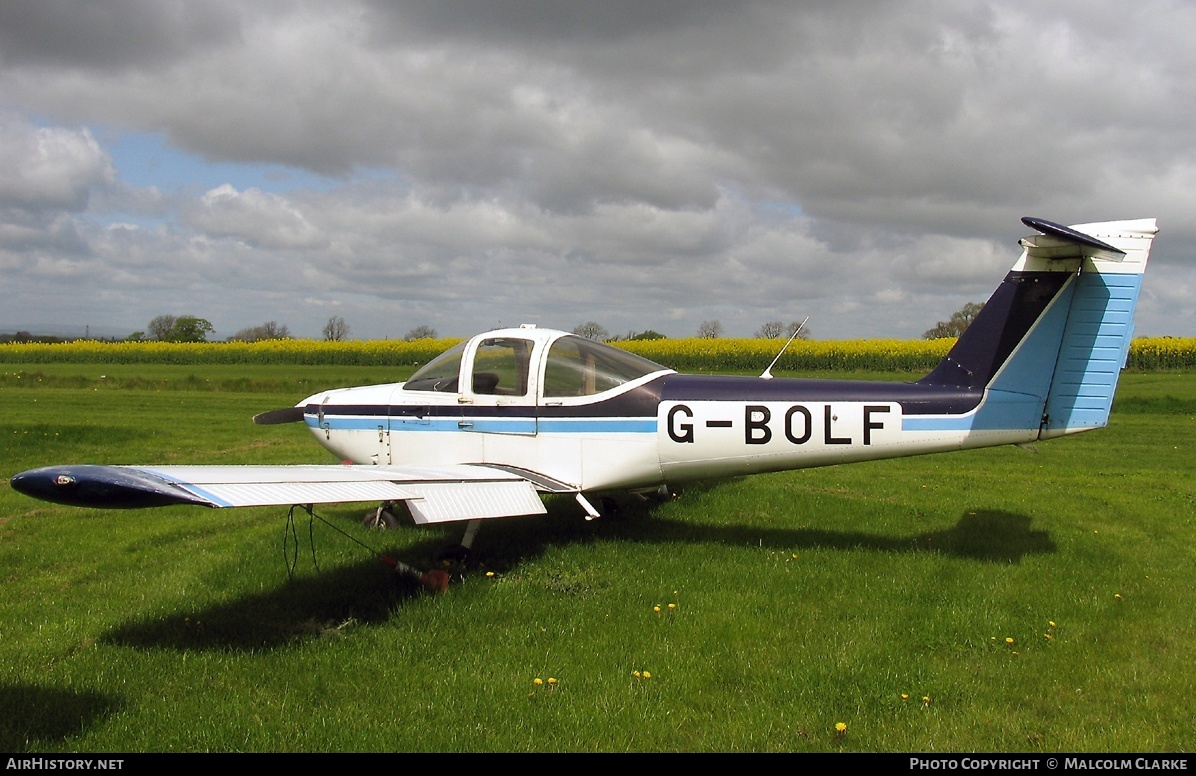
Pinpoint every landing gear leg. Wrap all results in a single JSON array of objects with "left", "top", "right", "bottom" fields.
[{"left": 436, "top": 519, "right": 482, "bottom": 561}]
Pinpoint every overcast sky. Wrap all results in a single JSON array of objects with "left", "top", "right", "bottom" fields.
[{"left": 1, "top": 0, "right": 1192, "bottom": 341}]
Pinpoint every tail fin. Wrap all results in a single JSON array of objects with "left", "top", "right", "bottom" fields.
[{"left": 919, "top": 217, "right": 1158, "bottom": 438}]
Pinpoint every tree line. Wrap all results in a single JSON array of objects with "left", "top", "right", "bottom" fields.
[
  {"left": 120, "top": 315, "right": 443, "bottom": 343},
  {"left": 7, "top": 302, "right": 984, "bottom": 344},
  {"left": 575, "top": 301, "right": 980, "bottom": 342}
]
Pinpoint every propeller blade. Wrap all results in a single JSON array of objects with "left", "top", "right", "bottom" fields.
[{"left": 253, "top": 406, "right": 307, "bottom": 425}]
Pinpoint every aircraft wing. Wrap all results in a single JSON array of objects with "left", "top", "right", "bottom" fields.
[{"left": 10, "top": 463, "right": 548, "bottom": 524}]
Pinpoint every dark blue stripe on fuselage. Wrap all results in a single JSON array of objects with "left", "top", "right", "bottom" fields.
[
  {"left": 310, "top": 371, "right": 981, "bottom": 424},
  {"left": 657, "top": 374, "right": 981, "bottom": 415}
]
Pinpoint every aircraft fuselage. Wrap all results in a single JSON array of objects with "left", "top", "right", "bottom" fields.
[{"left": 301, "top": 370, "right": 1033, "bottom": 494}]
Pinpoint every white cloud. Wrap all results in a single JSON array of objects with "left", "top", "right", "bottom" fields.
[
  {"left": 184, "top": 184, "right": 328, "bottom": 249},
  {"left": 0, "top": 116, "right": 114, "bottom": 210}
]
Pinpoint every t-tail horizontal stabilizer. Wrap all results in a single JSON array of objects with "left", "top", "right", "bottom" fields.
[{"left": 1020, "top": 217, "right": 1126, "bottom": 260}]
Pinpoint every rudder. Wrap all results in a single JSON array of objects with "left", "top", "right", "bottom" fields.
[{"left": 1037, "top": 219, "right": 1157, "bottom": 438}]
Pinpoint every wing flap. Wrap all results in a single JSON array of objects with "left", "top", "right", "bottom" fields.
[{"left": 400, "top": 482, "right": 549, "bottom": 524}]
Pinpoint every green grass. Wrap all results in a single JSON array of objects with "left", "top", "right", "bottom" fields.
[
  {"left": 0, "top": 363, "right": 414, "bottom": 394},
  {"left": 0, "top": 369, "right": 1192, "bottom": 751}
]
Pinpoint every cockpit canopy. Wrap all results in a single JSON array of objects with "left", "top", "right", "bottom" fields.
[{"left": 402, "top": 329, "right": 671, "bottom": 400}]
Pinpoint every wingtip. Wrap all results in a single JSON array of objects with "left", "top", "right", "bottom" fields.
[{"left": 10, "top": 465, "right": 212, "bottom": 509}]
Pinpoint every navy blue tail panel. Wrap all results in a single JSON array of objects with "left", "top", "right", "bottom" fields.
[{"left": 919, "top": 271, "right": 1073, "bottom": 391}]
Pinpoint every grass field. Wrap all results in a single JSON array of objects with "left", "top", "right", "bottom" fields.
[{"left": 0, "top": 365, "right": 1193, "bottom": 752}]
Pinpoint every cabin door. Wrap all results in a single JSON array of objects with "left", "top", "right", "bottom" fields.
[{"left": 458, "top": 335, "right": 539, "bottom": 436}]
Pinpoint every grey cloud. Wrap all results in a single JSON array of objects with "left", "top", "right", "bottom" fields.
[
  {"left": 0, "top": 1, "right": 1190, "bottom": 340},
  {"left": 0, "top": 211, "right": 90, "bottom": 256},
  {"left": 0, "top": 0, "right": 241, "bottom": 71}
]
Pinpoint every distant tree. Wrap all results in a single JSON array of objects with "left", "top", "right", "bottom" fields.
[
  {"left": 1, "top": 331, "right": 66, "bottom": 343},
  {"left": 166, "top": 316, "right": 215, "bottom": 343},
  {"left": 572, "top": 321, "right": 609, "bottom": 341},
  {"left": 232, "top": 321, "right": 291, "bottom": 342},
  {"left": 260, "top": 321, "right": 290, "bottom": 339},
  {"left": 787, "top": 320, "right": 812, "bottom": 340},
  {"left": 147, "top": 314, "right": 176, "bottom": 341},
  {"left": 755, "top": 321, "right": 784, "bottom": 339},
  {"left": 923, "top": 302, "right": 985, "bottom": 339},
  {"left": 404, "top": 325, "right": 438, "bottom": 341},
  {"left": 627, "top": 329, "right": 666, "bottom": 341},
  {"left": 697, "top": 320, "right": 723, "bottom": 339},
  {"left": 127, "top": 331, "right": 145, "bottom": 342},
  {"left": 323, "top": 316, "right": 350, "bottom": 341}
]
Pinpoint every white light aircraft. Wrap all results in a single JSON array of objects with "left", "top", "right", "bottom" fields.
[{"left": 12, "top": 217, "right": 1159, "bottom": 566}]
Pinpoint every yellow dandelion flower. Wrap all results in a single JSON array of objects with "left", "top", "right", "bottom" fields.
[
  {"left": 835, "top": 722, "right": 847, "bottom": 734},
  {"left": 923, "top": 696, "right": 931, "bottom": 706},
  {"left": 1048, "top": 621, "right": 1056, "bottom": 628},
  {"left": 1114, "top": 593, "right": 1122, "bottom": 600},
  {"left": 632, "top": 671, "right": 641, "bottom": 678},
  {"left": 547, "top": 677, "right": 557, "bottom": 686},
  {"left": 901, "top": 694, "right": 909, "bottom": 700},
  {"left": 533, "top": 678, "right": 543, "bottom": 686},
  {"left": 485, "top": 571, "right": 495, "bottom": 577},
  {"left": 643, "top": 671, "right": 652, "bottom": 679},
  {"left": 668, "top": 603, "right": 676, "bottom": 610},
  {"left": 1006, "top": 637, "right": 1014, "bottom": 645}
]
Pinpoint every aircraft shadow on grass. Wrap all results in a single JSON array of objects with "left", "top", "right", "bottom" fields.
[
  {"left": 0, "top": 683, "right": 119, "bottom": 752},
  {"left": 100, "top": 489, "right": 1054, "bottom": 654}
]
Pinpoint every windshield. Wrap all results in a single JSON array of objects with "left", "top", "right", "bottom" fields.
[
  {"left": 402, "top": 341, "right": 467, "bottom": 392},
  {"left": 543, "top": 336, "right": 668, "bottom": 398}
]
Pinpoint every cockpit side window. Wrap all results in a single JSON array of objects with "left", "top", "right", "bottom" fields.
[
  {"left": 543, "top": 336, "right": 668, "bottom": 397},
  {"left": 402, "top": 341, "right": 467, "bottom": 393},
  {"left": 471, "top": 338, "right": 533, "bottom": 396}
]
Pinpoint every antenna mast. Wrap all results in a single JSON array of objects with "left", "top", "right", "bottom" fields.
[{"left": 761, "top": 317, "right": 809, "bottom": 380}]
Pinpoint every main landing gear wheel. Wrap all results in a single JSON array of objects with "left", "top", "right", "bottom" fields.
[
  {"left": 363, "top": 503, "right": 400, "bottom": 530},
  {"left": 435, "top": 543, "right": 471, "bottom": 562}
]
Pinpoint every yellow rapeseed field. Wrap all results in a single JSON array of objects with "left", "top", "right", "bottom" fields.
[{"left": 0, "top": 336, "right": 1191, "bottom": 371}]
